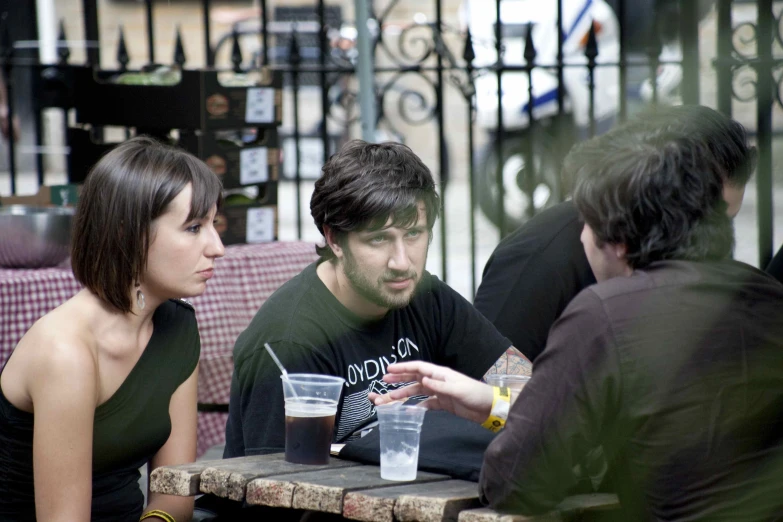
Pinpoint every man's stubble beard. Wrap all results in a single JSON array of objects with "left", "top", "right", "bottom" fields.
[{"left": 342, "top": 247, "right": 425, "bottom": 310}]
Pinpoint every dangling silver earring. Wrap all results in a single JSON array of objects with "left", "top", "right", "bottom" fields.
[{"left": 135, "top": 283, "right": 146, "bottom": 310}]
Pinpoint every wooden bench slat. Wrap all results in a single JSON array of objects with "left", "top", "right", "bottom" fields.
[
  {"left": 246, "top": 465, "right": 450, "bottom": 514},
  {"left": 148, "top": 457, "right": 230, "bottom": 496},
  {"left": 150, "top": 454, "right": 310, "bottom": 496},
  {"left": 200, "top": 455, "right": 362, "bottom": 501},
  {"left": 343, "top": 490, "right": 397, "bottom": 522},
  {"left": 393, "top": 480, "right": 482, "bottom": 522},
  {"left": 458, "top": 507, "right": 507, "bottom": 522},
  {"left": 152, "top": 452, "right": 620, "bottom": 522},
  {"left": 459, "top": 494, "right": 620, "bottom": 522},
  {"left": 343, "top": 479, "right": 476, "bottom": 522}
]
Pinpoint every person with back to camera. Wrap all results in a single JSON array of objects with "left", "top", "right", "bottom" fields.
[
  {"left": 0, "top": 136, "right": 225, "bottom": 522},
  {"left": 473, "top": 104, "right": 756, "bottom": 364},
  {"left": 373, "top": 123, "right": 783, "bottom": 520}
]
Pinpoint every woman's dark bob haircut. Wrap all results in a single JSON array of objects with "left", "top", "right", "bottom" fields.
[
  {"left": 310, "top": 140, "right": 440, "bottom": 261},
  {"left": 71, "top": 136, "right": 223, "bottom": 313}
]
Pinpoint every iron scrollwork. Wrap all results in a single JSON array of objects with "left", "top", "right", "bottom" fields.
[
  {"left": 324, "top": 74, "right": 360, "bottom": 128},
  {"left": 719, "top": 7, "right": 783, "bottom": 108},
  {"left": 331, "top": 0, "right": 477, "bottom": 137},
  {"left": 731, "top": 64, "right": 759, "bottom": 103},
  {"left": 732, "top": 21, "right": 759, "bottom": 59},
  {"left": 378, "top": 70, "right": 438, "bottom": 127}
]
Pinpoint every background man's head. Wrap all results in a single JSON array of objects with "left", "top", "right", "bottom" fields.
[
  {"left": 569, "top": 126, "right": 735, "bottom": 281},
  {"left": 622, "top": 105, "right": 756, "bottom": 217},
  {"left": 563, "top": 105, "right": 756, "bottom": 217},
  {"left": 310, "top": 140, "right": 440, "bottom": 310}
]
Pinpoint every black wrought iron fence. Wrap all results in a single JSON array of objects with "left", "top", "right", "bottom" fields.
[{"left": 0, "top": 0, "right": 779, "bottom": 295}]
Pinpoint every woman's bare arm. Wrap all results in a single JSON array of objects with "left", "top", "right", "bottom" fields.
[
  {"left": 143, "top": 365, "right": 199, "bottom": 522},
  {"left": 30, "top": 338, "right": 98, "bottom": 522}
]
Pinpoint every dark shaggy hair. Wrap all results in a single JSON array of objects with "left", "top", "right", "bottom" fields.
[
  {"left": 310, "top": 140, "right": 441, "bottom": 261},
  {"left": 71, "top": 136, "right": 223, "bottom": 313},
  {"left": 620, "top": 105, "right": 756, "bottom": 186},
  {"left": 571, "top": 128, "right": 735, "bottom": 269},
  {"left": 562, "top": 105, "right": 756, "bottom": 195}
]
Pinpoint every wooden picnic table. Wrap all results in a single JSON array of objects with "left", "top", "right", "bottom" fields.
[{"left": 150, "top": 453, "right": 619, "bottom": 522}]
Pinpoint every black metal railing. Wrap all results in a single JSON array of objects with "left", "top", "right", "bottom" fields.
[{"left": 0, "top": 0, "right": 779, "bottom": 294}]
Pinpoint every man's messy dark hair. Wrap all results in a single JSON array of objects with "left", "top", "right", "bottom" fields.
[
  {"left": 310, "top": 140, "right": 440, "bottom": 261},
  {"left": 562, "top": 105, "right": 756, "bottom": 195},
  {"left": 570, "top": 127, "right": 735, "bottom": 269},
  {"left": 630, "top": 104, "right": 757, "bottom": 186}
]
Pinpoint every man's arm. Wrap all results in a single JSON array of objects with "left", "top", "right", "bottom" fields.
[{"left": 478, "top": 290, "right": 621, "bottom": 514}]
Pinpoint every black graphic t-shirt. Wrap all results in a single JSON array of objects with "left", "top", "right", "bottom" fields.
[{"left": 223, "top": 262, "right": 511, "bottom": 457}]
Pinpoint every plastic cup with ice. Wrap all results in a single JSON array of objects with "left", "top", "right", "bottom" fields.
[{"left": 376, "top": 403, "right": 427, "bottom": 481}]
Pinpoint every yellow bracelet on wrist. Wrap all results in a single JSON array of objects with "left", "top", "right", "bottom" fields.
[
  {"left": 140, "top": 509, "right": 176, "bottom": 522},
  {"left": 481, "top": 385, "right": 511, "bottom": 432}
]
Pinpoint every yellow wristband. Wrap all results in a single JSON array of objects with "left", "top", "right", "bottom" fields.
[
  {"left": 481, "top": 386, "right": 511, "bottom": 432},
  {"left": 140, "top": 509, "right": 176, "bottom": 522}
]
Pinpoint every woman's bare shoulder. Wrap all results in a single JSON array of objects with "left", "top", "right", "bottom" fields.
[
  {"left": 4, "top": 295, "right": 98, "bottom": 410},
  {"left": 14, "top": 296, "right": 98, "bottom": 376}
]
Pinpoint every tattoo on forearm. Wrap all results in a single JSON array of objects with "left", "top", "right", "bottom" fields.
[
  {"left": 483, "top": 347, "right": 533, "bottom": 380},
  {"left": 506, "top": 347, "right": 533, "bottom": 376}
]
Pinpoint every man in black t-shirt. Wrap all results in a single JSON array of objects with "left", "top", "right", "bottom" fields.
[
  {"left": 222, "top": 140, "right": 524, "bottom": 460},
  {"left": 474, "top": 105, "right": 757, "bottom": 363}
]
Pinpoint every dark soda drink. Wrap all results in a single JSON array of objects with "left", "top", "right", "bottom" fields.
[{"left": 284, "top": 400, "right": 336, "bottom": 465}]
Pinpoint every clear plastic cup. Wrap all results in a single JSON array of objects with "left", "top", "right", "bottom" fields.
[
  {"left": 485, "top": 374, "right": 531, "bottom": 404},
  {"left": 376, "top": 404, "right": 427, "bottom": 481},
  {"left": 281, "top": 374, "right": 345, "bottom": 465}
]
